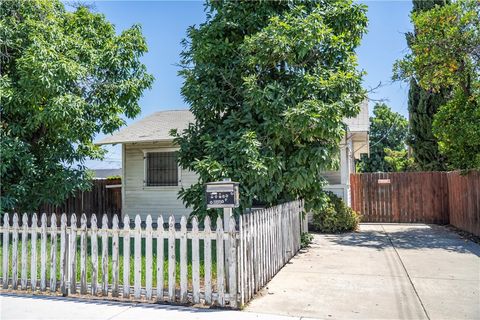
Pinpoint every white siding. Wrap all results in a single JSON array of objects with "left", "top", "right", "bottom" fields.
[
  {"left": 323, "top": 185, "right": 348, "bottom": 200},
  {"left": 322, "top": 170, "right": 341, "bottom": 185},
  {"left": 123, "top": 142, "right": 198, "bottom": 221}
]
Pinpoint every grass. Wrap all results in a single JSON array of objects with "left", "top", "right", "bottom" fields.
[{"left": 0, "top": 235, "right": 217, "bottom": 289}]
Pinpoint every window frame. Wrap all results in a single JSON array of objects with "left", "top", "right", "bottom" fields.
[{"left": 142, "top": 148, "right": 181, "bottom": 189}]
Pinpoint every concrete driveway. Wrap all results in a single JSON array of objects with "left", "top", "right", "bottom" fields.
[{"left": 246, "top": 224, "right": 480, "bottom": 320}]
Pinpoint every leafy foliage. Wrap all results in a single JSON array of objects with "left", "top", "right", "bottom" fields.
[
  {"left": 407, "top": 79, "right": 449, "bottom": 170},
  {"left": 174, "top": 0, "right": 367, "bottom": 219},
  {"left": 394, "top": 0, "right": 480, "bottom": 169},
  {"left": 300, "top": 232, "right": 313, "bottom": 249},
  {"left": 311, "top": 191, "right": 360, "bottom": 233},
  {"left": 384, "top": 148, "right": 416, "bottom": 172},
  {"left": 358, "top": 103, "right": 409, "bottom": 172},
  {"left": 406, "top": 0, "right": 450, "bottom": 171},
  {"left": 411, "top": 0, "right": 450, "bottom": 11},
  {"left": 0, "top": 0, "right": 153, "bottom": 211}
]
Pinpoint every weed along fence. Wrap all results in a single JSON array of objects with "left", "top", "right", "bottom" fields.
[{"left": 0, "top": 200, "right": 306, "bottom": 308}]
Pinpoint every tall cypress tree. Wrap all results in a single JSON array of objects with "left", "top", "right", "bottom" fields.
[{"left": 407, "top": 0, "right": 450, "bottom": 171}]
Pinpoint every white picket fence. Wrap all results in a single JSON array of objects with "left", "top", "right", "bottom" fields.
[
  {"left": 237, "top": 200, "right": 307, "bottom": 305},
  {"left": 0, "top": 200, "right": 306, "bottom": 308}
]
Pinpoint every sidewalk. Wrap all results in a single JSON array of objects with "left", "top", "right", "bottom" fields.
[{"left": 0, "top": 293, "right": 307, "bottom": 320}]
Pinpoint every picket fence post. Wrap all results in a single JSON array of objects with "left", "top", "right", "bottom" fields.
[
  {"left": 11, "top": 213, "right": 18, "bottom": 290},
  {"left": 145, "top": 215, "right": 153, "bottom": 300},
  {"left": 192, "top": 216, "right": 200, "bottom": 304},
  {"left": 112, "top": 215, "right": 120, "bottom": 297},
  {"left": 228, "top": 216, "right": 237, "bottom": 308},
  {"left": 167, "top": 215, "right": 176, "bottom": 302},
  {"left": 179, "top": 216, "right": 188, "bottom": 303},
  {"left": 31, "top": 213, "right": 38, "bottom": 291},
  {"left": 156, "top": 216, "right": 164, "bottom": 301},
  {"left": 134, "top": 215, "right": 141, "bottom": 299},
  {"left": 80, "top": 214, "right": 87, "bottom": 294},
  {"left": 101, "top": 214, "right": 109, "bottom": 296},
  {"left": 91, "top": 214, "right": 98, "bottom": 295},
  {"left": 21, "top": 213, "right": 28, "bottom": 290},
  {"left": 2, "top": 214, "right": 10, "bottom": 289},
  {"left": 216, "top": 217, "right": 225, "bottom": 306},
  {"left": 69, "top": 214, "right": 77, "bottom": 294},
  {"left": 50, "top": 214, "right": 57, "bottom": 292},
  {"left": 204, "top": 216, "right": 212, "bottom": 304},
  {"left": 40, "top": 213, "right": 47, "bottom": 291},
  {"left": 122, "top": 215, "right": 130, "bottom": 298},
  {"left": 59, "top": 213, "right": 67, "bottom": 295}
]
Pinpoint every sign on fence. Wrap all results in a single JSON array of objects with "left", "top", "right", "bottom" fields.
[{"left": 205, "top": 181, "right": 240, "bottom": 208}]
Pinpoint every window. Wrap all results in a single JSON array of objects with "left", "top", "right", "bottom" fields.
[{"left": 145, "top": 152, "right": 179, "bottom": 186}]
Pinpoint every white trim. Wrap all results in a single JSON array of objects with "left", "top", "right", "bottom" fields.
[
  {"left": 121, "top": 144, "right": 126, "bottom": 213},
  {"left": 105, "top": 184, "right": 122, "bottom": 189},
  {"left": 142, "top": 147, "right": 179, "bottom": 154}
]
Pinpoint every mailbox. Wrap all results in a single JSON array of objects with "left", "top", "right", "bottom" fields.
[{"left": 205, "top": 181, "right": 240, "bottom": 208}]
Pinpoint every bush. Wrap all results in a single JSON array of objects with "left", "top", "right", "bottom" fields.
[
  {"left": 300, "top": 232, "right": 313, "bottom": 249},
  {"left": 311, "top": 192, "right": 361, "bottom": 233}
]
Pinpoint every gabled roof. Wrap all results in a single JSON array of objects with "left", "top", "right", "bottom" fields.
[
  {"left": 96, "top": 110, "right": 194, "bottom": 145},
  {"left": 96, "top": 101, "right": 369, "bottom": 145}
]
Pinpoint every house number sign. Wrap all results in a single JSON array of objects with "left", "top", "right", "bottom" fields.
[{"left": 205, "top": 181, "right": 240, "bottom": 208}]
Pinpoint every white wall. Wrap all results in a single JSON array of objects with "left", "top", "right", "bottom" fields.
[{"left": 123, "top": 142, "right": 198, "bottom": 221}]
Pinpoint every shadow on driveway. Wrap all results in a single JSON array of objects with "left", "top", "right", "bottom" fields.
[{"left": 326, "top": 224, "right": 480, "bottom": 256}]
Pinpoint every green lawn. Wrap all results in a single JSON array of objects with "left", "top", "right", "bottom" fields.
[{"left": 0, "top": 235, "right": 217, "bottom": 289}]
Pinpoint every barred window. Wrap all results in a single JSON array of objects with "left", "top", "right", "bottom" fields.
[{"left": 145, "top": 152, "right": 178, "bottom": 186}]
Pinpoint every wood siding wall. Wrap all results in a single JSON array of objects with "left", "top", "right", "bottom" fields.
[
  {"left": 351, "top": 171, "right": 480, "bottom": 236},
  {"left": 124, "top": 143, "right": 198, "bottom": 220}
]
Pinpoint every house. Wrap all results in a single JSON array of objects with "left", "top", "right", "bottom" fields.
[{"left": 96, "top": 103, "right": 369, "bottom": 220}]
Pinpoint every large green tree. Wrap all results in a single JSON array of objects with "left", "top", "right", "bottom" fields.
[
  {"left": 358, "top": 103, "right": 409, "bottom": 172},
  {"left": 0, "top": 0, "right": 153, "bottom": 212},
  {"left": 395, "top": 0, "right": 480, "bottom": 169},
  {"left": 174, "top": 0, "right": 367, "bottom": 219},
  {"left": 406, "top": 0, "right": 450, "bottom": 171}
]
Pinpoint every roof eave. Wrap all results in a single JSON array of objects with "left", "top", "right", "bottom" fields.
[{"left": 95, "top": 138, "right": 175, "bottom": 146}]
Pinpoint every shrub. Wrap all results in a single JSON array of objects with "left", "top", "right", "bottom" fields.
[
  {"left": 300, "top": 232, "right": 314, "bottom": 249},
  {"left": 311, "top": 192, "right": 361, "bottom": 233}
]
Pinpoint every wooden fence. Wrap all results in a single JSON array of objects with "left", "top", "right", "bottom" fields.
[
  {"left": 0, "top": 200, "right": 306, "bottom": 308},
  {"left": 350, "top": 171, "right": 480, "bottom": 236},
  {"left": 38, "top": 178, "right": 122, "bottom": 222},
  {"left": 447, "top": 171, "right": 480, "bottom": 237}
]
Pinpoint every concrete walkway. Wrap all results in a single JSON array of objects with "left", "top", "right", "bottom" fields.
[
  {"left": 0, "top": 293, "right": 308, "bottom": 320},
  {"left": 246, "top": 224, "right": 480, "bottom": 319}
]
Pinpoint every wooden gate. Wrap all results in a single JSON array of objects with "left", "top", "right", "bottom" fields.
[{"left": 350, "top": 172, "right": 450, "bottom": 224}]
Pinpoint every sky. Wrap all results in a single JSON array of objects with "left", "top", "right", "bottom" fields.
[{"left": 74, "top": 0, "right": 414, "bottom": 168}]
